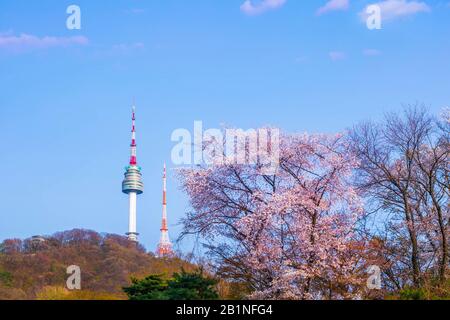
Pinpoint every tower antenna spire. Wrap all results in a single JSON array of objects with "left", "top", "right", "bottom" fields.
[
  {"left": 129, "top": 103, "right": 137, "bottom": 166},
  {"left": 156, "top": 163, "right": 173, "bottom": 257}
]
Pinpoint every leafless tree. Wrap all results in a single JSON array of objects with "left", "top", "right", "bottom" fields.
[{"left": 351, "top": 105, "right": 449, "bottom": 289}]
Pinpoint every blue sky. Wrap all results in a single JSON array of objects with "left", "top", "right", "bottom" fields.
[{"left": 0, "top": 0, "right": 449, "bottom": 253}]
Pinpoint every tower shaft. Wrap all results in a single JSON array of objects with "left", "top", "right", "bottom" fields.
[{"left": 128, "top": 192, "right": 137, "bottom": 241}]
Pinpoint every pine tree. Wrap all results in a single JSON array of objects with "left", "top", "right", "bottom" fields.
[
  {"left": 166, "top": 269, "right": 219, "bottom": 300},
  {"left": 123, "top": 269, "right": 219, "bottom": 300},
  {"left": 123, "top": 275, "right": 168, "bottom": 300}
]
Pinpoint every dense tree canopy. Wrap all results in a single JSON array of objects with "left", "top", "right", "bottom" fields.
[{"left": 123, "top": 269, "right": 219, "bottom": 300}]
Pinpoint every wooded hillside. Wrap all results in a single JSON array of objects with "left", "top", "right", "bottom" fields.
[{"left": 0, "top": 229, "right": 196, "bottom": 300}]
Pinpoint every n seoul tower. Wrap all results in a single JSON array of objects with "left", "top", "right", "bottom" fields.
[
  {"left": 156, "top": 164, "right": 173, "bottom": 257},
  {"left": 122, "top": 104, "right": 144, "bottom": 242}
]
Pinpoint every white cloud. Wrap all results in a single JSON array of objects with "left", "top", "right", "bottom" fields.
[
  {"left": 317, "top": 0, "right": 350, "bottom": 16},
  {"left": 240, "top": 0, "right": 286, "bottom": 15},
  {"left": 360, "top": 0, "right": 431, "bottom": 22},
  {"left": 363, "top": 48, "right": 382, "bottom": 56},
  {"left": 329, "top": 51, "right": 346, "bottom": 61},
  {"left": 0, "top": 33, "right": 88, "bottom": 51}
]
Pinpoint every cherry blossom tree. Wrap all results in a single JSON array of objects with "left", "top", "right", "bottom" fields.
[{"left": 178, "top": 132, "right": 367, "bottom": 299}]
